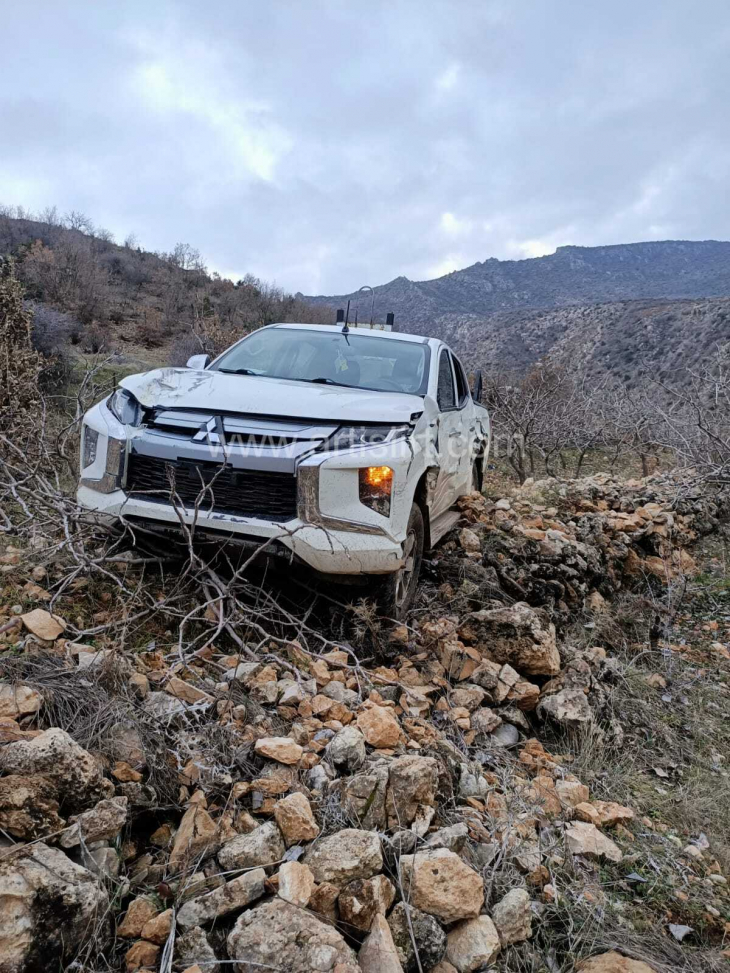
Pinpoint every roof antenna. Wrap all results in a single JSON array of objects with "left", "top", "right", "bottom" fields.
[{"left": 342, "top": 300, "right": 350, "bottom": 334}]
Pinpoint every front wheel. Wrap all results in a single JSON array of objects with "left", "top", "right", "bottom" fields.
[{"left": 371, "top": 503, "right": 425, "bottom": 621}]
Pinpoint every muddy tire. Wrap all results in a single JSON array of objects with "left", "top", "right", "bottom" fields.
[{"left": 371, "top": 503, "right": 424, "bottom": 622}]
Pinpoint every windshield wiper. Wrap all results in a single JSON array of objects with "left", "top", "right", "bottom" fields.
[
  {"left": 218, "top": 367, "right": 255, "bottom": 375},
  {"left": 306, "top": 377, "right": 353, "bottom": 388}
]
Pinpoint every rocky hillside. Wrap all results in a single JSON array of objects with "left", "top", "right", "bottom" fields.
[
  {"left": 304, "top": 241, "right": 730, "bottom": 323},
  {"left": 417, "top": 296, "right": 730, "bottom": 386},
  {"left": 1, "top": 470, "right": 728, "bottom": 972},
  {"left": 304, "top": 241, "right": 730, "bottom": 384}
]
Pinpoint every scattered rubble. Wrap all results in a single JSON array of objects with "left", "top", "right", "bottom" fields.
[{"left": 0, "top": 471, "right": 727, "bottom": 971}]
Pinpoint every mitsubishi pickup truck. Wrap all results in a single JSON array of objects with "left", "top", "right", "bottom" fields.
[{"left": 78, "top": 321, "right": 491, "bottom": 618}]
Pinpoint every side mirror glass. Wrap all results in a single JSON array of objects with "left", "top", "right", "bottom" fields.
[
  {"left": 472, "top": 369, "right": 483, "bottom": 403},
  {"left": 186, "top": 354, "right": 210, "bottom": 370}
]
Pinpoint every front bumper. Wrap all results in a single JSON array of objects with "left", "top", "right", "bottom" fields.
[{"left": 77, "top": 401, "right": 419, "bottom": 576}]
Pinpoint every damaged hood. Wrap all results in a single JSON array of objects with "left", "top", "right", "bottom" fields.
[{"left": 120, "top": 368, "right": 425, "bottom": 425}]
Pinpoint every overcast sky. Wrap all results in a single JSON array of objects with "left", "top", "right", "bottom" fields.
[{"left": 1, "top": 1, "right": 729, "bottom": 294}]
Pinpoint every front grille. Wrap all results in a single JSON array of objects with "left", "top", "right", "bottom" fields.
[{"left": 127, "top": 454, "right": 298, "bottom": 522}]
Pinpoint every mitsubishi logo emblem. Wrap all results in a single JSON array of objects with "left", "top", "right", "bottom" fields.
[{"left": 192, "top": 415, "right": 225, "bottom": 445}]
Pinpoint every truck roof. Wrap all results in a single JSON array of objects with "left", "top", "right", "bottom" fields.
[{"left": 267, "top": 322, "right": 434, "bottom": 345}]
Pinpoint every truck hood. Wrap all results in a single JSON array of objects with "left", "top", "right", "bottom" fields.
[{"left": 121, "top": 368, "right": 425, "bottom": 425}]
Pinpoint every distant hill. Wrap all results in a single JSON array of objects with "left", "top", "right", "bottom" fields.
[
  {"left": 303, "top": 240, "right": 730, "bottom": 324},
  {"left": 303, "top": 241, "right": 730, "bottom": 385}
]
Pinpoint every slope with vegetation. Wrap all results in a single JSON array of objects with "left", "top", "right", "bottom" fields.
[{"left": 0, "top": 204, "right": 332, "bottom": 371}]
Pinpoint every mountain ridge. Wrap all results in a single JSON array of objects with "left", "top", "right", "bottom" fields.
[{"left": 302, "top": 239, "right": 730, "bottom": 324}]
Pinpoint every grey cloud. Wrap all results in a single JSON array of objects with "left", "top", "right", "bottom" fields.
[{"left": 0, "top": 0, "right": 728, "bottom": 293}]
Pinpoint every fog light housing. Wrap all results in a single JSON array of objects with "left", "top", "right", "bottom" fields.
[
  {"left": 82, "top": 427, "right": 99, "bottom": 469},
  {"left": 359, "top": 466, "right": 393, "bottom": 516}
]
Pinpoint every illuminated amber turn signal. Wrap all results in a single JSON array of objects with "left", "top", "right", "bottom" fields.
[
  {"left": 359, "top": 466, "right": 393, "bottom": 516},
  {"left": 362, "top": 466, "right": 393, "bottom": 489}
]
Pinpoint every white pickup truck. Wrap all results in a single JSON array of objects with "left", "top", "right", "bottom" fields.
[{"left": 78, "top": 322, "right": 490, "bottom": 618}]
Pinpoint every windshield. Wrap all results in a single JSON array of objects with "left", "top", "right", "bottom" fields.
[{"left": 211, "top": 328, "right": 430, "bottom": 395}]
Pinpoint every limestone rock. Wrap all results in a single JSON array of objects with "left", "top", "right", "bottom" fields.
[
  {"left": 423, "top": 823, "right": 469, "bottom": 854},
  {"left": 342, "top": 762, "right": 389, "bottom": 830},
  {"left": 0, "top": 843, "right": 109, "bottom": 972},
  {"left": 20, "top": 608, "right": 65, "bottom": 640},
  {"left": 357, "top": 704, "right": 402, "bottom": 748},
  {"left": 467, "top": 602, "right": 560, "bottom": 676},
  {"left": 578, "top": 800, "right": 635, "bottom": 828},
  {"left": 0, "top": 727, "right": 104, "bottom": 812},
  {"left": 359, "top": 914, "right": 403, "bottom": 973},
  {"left": 165, "top": 675, "right": 214, "bottom": 706},
  {"left": 445, "top": 915, "right": 501, "bottom": 972},
  {"left": 386, "top": 755, "right": 439, "bottom": 828},
  {"left": 254, "top": 736, "right": 303, "bottom": 765},
  {"left": 492, "top": 888, "right": 532, "bottom": 945},
  {"left": 277, "top": 861, "right": 315, "bottom": 907},
  {"left": 459, "top": 528, "right": 482, "bottom": 553},
  {"left": 387, "top": 901, "right": 447, "bottom": 972},
  {"left": 60, "top": 796, "right": 128, "bottom": 848},
  {"left": 170, "top": 805, "right": 219, "bottom": 868},
  {"left": 141, "top": 908, "right": 173, "bottom": 945},
  {"left": 118, "top": 896, "right": 160, "bottom": 938},
  {"left": 125, "top": 940, "right": 160, "bottom": 971},
  {"left": 566, "top": 821, "right": 623, "bottom": 862},
  {"left": 399, "top": 848, "right": 483, "bottom": 923},
  {"left": 577, "top": 952, "right": 659, "bottom": 973},
  {"left": 177, "top": 869, "right": 266, "bottom": 928},
  {"left": 555, "top": 779, "right": 590, "bottom": 809},
  {"left": 227, "top": 898, "right": 359, "bottom": 972},
  {"left": 338, "top": 874, "right": 395, "bottom": 932},
  {"left": 538, "top": 688, "right": 593, "bottom": 727},
  {"left": 328, "top": 725, "right": 366, "bottom": 771},
  {"left": 273, "top": 792, "right": 320, "bottom": 846},
  {"left": 0, "top": 684, "right": 42, "bottom": 719},
  {"left": 0, "top": 774, "right": 64, "bottom": 839},
  {"left": 218, "top": 821, "right": 285, "bottom": 871},
  {"left": 309, "top": 881, "right": 340, "bottom": 921},
  {"left": 175, "top": 926, "right": 218, "bottom": 972},
  {"left": 471, "top": 707, "right": 502, "bottom": 735},
  {"left": 303, "top": 828, "right": 382, "bottom": 887}
]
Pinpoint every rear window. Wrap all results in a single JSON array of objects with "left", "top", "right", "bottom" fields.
[{"left": 212, "top": 328, "right": 430, "bottom": 395}]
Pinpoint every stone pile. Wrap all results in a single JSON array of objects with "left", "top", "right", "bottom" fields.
[
  {"left": 447, "top": 470, "right": 725, "bottom": 618},
  {"left": 0, "top": 470, "right": 725, "bottom": 972}
]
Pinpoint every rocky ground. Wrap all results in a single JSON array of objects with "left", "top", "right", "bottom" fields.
[{"left": 0, "top": 471, "right": 728, "bottom": 973}]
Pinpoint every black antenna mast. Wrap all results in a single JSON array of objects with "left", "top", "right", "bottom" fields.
[{"left": 342, "top": 300, "right": 350, "bottom": 334}]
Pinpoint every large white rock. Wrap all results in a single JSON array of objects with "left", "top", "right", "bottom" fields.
[
  {"left": 446, "top": 916, "right": 501, "bottom": 972},
  {"left": 177, "top": 869, "right": 265, "bottom": 928},
  {"left": 0, "top": 843, "right": 109, "bottom": 973},
  {"left": 227, "top": 898, "right": 359, "bottom": 972},
  {"left": 303, "top": 828, "right": 382, "bottom": 887},
  {"left": 0, "top": 727, "right": 104, "bottom": 812},
  {"left": 359, "top": 914, "right": 404, "bottom": 973},
  {"left": 399, "top": 849, "right": 483, "bottom": 923},
  {"left": 218, "top": 821, "right": 285, "bottom": 871},
  {"left": 492, "top": 888, "right": 532, "bottom": 945}
]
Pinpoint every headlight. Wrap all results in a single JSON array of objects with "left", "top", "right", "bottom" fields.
[
  {"left": 329, "top": 424, "right": 410, "bottom": 451},
  {"left": 108, "top": 389, "right": 141, "bottom": 426}
]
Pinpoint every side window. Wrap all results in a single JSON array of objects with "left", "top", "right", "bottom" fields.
[
  {"left": 437, "top": 349, "right": 456, "bottom": 411},
  {"left": 453, "top": 355, "right": 470, "bottom": 406}
]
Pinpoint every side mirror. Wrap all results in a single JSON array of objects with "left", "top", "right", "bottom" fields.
[
  {"left": 186, "top": 354, "right": 210, "bottom": 370},
  {"left": 472, "top": 369, "right": 483, "bottom": 403}
]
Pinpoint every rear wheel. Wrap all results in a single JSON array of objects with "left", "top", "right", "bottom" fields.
[{"left": 372, "top": 503, "right": 424, "bottom": 621}]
